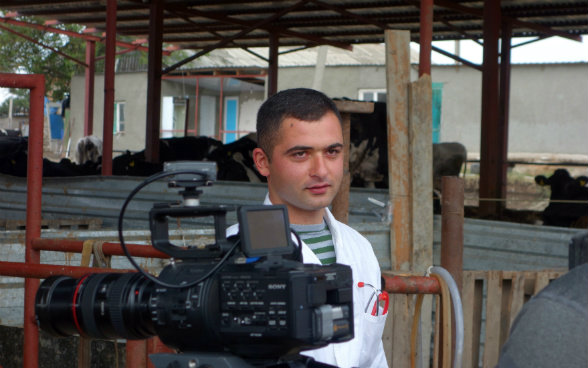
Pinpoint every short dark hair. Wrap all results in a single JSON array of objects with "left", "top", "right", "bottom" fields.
[{"left": 256, "top": 88, "right": 342, "bottom": 159}]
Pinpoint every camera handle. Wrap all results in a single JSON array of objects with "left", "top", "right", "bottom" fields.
[
  {"left": 149, "top": 352, "right": 339, "bottom": 368},
  {"left": 150, "top": 204, "right": 235, "bottom": 259}
]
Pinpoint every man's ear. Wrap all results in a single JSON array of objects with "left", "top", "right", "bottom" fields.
[{"left": 253, "top": 147, "right": 270, "bottom": 177}]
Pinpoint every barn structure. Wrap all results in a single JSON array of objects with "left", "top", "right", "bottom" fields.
[{"left": 0, "top": 1, "right": 587, "bottom": 368}]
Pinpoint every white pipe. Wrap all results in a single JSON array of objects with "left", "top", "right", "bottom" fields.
[{"left": 429, "top": 266, "right": 464, "bottom": 368}]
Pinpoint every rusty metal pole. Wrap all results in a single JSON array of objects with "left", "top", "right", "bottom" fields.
[
  {"left": 268, "top": 34, "right": 279, "bottom": 97},
  {"left": 101, "top": 0, "right": 116, "bottom": 175},
  {"left": 499, "top": 22, "right": 513, "bottom": 210},
  {"left": 126, "top": 340, "right": 148, "bottom": 368},
  {"left": 440, "top": 176, "right": 464, "bottom": 291},
  {"left": 440, "top": 176, "right": 464, "bottom": 367},
  {"left": 145, "top": 0, "right": 164, "bottom": 163},
  {"left": 84, "top": 40, "right": 95, "bottom": 136},
  {"left": 418, "top": 0, "right": 433, "bottom": 77},
  {"left": 479, "top": 0, "right": 502, "bottom": 216},
  {"left": 0, "top": 73, "right": 45, "bottom": 368},
  {"left": 23, "top": 74, "right": 45, "bottom": 368}
]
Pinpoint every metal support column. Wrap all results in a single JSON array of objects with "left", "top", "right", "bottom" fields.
[
  {"left": 145, "top": 0, "right": 164, "bottom": 163},
  {"left": 499, "top": 23, "right": 513, "bottom": 208},
  {"left": 419, "top": 0, "right": 433, "bottom": 77},
  {"left": 479, "top": 0, "right": 502, "bottom": 216},
  {"left": 101, "top": 0, "right": 116, "bottom": 175},
  {"left": 268, "top": 34, "right": 279, "bottom": 97},
  {"left": 84, "top": 40, "right": 96, "bottom": 136},
  {"left": 0, "top": 73, "right": 45, "bottom": 368}
]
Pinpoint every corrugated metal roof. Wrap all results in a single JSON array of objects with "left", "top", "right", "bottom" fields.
[{"left": 1, "top": 1, "right": 586, "bottom": 53}]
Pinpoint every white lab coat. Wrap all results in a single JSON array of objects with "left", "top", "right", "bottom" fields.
[{"left": 227, "top": 195, "right": 388, "bottom": 368}]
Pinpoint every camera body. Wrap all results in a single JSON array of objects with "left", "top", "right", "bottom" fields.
[{"left": 35, "top": 162, "right": 354, "bottom": 365}]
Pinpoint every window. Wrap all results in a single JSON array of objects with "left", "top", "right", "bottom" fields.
[
  {"left": 114, "top": 101, "right": 126, "bottom": 133},
  {"left": 358, "top": 89, "right": 387, "bottom": 102}
]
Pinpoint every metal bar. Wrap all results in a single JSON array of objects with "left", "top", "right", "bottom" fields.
[
  {"left": 0, "top": 16, "right": 168, "bottom": 54},
  {"left": 268, "top": 34, "right": 279, "bottom": 97},
  {"left": 418, "top": 0, "right": 433, "bottom": 76},
  {"left": 433, "top": 0, "right": 582, "bottom": 42},
  {"left": 0, "top": 72, "right": 45, "bottom": 368},
  {"left": 431, "top": 45, "right": 482, "bottom": 71},
  {"left": 194, "top": 78, "right": 200, "bottom": 135},
  {"left": 440, "top": 177, "right": 464, "bottom": 291},
  {"left": 126, "top": 340, "right": 148, "bottom": 368},
  {"left": 479, "top": 0, "right": 502, "bottom": 216},
  {"left": 0, "top": 261, "right": 131, "bottom": 279},
  {"left": 84, "top": 40, "right": 96, "bottom": 136},
  {"left": 162, "top": 0, "right": 320, "bottom": 74},
  {"left": 382, "top": 273, "right": 441, "bottom": 294},
  {"left": 218, "top": 77, "right": 224, "bottom": 141},
  {"left": 499, "top": 23, "right": 513, "bottom": 212},
  {"left": 25, "top": 74, "right": 44, "bottom": 368},
  {"left": 101, "top": 0, "right": 116, "bottom": 176},
  {"left": 31, "top": 238, "right": 169, "bottom": 258},
  {"left": 145, "top": 0, "right": 164, "bottom": 164}
]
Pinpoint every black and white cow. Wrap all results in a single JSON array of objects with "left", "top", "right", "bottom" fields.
[
  {"left": 535, "top": 169, "right": 588, "bottom": 228},
  {"left": 75, "top": 136, "right": 103, "bottom": 165},
  {"left": 348, "top": 101, "right": 467, "bottom": 190}
]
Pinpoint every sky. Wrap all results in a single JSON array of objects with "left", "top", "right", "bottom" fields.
[{"left": 1, "top": 35, "right": 587, "bottom": 105}]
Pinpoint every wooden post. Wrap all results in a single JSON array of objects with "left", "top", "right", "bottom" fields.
[
  {"left": 383, "top": 29, "right": 434, "bottom": 366},
  {"left": 331, "top": 100, "right": 374, "bottom": 224}
]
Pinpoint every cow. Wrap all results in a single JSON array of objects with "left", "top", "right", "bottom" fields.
[
  {"left": 208, "top": 133, "right": 264, "bottom": 182},
  {"left": 348, "top": 102, "right": 467, "bottom": 191},
  {"left": 75, "top": 136, "right": 102, "bottom": 165},
  {"left": 535, "top": 169, "right": 588, "bottom": 228}
]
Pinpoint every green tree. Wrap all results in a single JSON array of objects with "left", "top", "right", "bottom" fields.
[{"left": 0, "top": 15, "right": 86, "bottom": 104}]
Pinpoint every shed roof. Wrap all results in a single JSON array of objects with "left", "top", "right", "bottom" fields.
[{"left": 2, "top": 0, "right": 586, "bottom": 53}]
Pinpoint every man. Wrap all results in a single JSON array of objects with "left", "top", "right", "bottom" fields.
[
  {"left": 231, "top": 88, "right": 388, "bottom": 368},
  {"left": 495, "top": 261, "right": 588, "bottom": 368}
]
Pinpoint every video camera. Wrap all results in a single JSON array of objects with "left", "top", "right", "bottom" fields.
[{"left": 34, "top": 162, "right": 354, "bottom": 368}]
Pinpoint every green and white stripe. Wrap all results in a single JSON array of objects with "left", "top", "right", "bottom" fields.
[{"left": 291, "top": 221, "right": 336, "bottom": 265}]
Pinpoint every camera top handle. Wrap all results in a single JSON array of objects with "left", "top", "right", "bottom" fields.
[{"left": 150, "top": 203, "right": 234, "bottom": 259}]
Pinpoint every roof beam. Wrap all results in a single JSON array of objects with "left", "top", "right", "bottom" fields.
[
  {"left": 166, "top": 2, "right": 353, "bottom": 51},
  {"left": 0, "top": 23, "right": 87, "bottom": 67},
  {"left": 0, "top": 16, "right": 171, "bottom": 55},
  {"left": 163, "top": 0, "right": 319, "bottom": 74},
  {"left": 434, "top": 0, "right": 582, "bottom": 42},
  {"left": 309, "top": 0, "right": 390, "bottom": 30}
]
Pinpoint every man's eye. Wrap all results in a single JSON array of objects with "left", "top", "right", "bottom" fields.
[
  {"left": 327, "top": 148, "right": 341, "bottom": 156},
  {"left": 292, "top": 151, "right": 306, "bottom": 158}
]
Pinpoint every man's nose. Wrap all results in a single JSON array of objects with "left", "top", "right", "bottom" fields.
[{"left": 310, "top": 154, "right": 328, "bottom": 178}]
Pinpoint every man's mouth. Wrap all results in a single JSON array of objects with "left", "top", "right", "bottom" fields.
[{"left": 307, "top": 184, "right": 330, "bottom": 195}]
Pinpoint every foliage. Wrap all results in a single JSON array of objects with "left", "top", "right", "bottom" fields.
[
  {"left": 0, "top": 15, "right": 87, "bottom": 102},
  {"left": 0, "top": 95, "right": 29, "bottom": 118}
]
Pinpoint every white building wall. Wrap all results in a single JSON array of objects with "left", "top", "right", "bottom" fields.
[
  {"left": 70, "top": 63, "right": 588, "bottom": 158},
  {"left": 279, "top": 63, "right": 588, "bottom": 157}
]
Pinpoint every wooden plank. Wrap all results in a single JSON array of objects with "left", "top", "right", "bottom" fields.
[
  {"left": 461, "top": 271, "right": 475, "bottom": 368},
  {"left": 333, "top": 99, "right": 374, "bottom": 114},
  {"left": 483, "top": 271, "right": 503, "bottom": 368},
  {"left": 385, "top": 29, "right": 411, "bottom": 271},
  {"left": 384, "top": 29, "right": 412, "bottom": 368},
  {"left": 508, "top": 272, "right": 526, "bottom": 329},
  {"left": 470, "top": 277, "right": 484, "bottom": 368},
  {"left": 409, "top": 74, "right": 434, "bottom": 368},
  {"left": 533, "top": 271, "right": 550, "bottom": 294},
  {"left": 499, "top": 277, "right": 513, "bottom": 348}
]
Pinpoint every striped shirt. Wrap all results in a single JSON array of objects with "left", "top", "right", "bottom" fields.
[{"left": 291, "top": 220, "right": 336, "bottom": 265}]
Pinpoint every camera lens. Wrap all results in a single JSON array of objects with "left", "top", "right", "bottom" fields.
[{"left": 35, "top": 273, "right": 155, "bottom": 340}]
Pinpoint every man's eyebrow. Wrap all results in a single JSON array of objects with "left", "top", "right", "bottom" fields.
[
  {"left": 284, "top": 143, "right": 343, "bottom": 155},
  {"left": 284, "top": 145, "right": 312, "bottom": 155}
]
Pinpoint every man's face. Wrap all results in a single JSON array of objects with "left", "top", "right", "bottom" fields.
[{"left": 253, "top": 111, "right": 344, "bottom": 225}]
